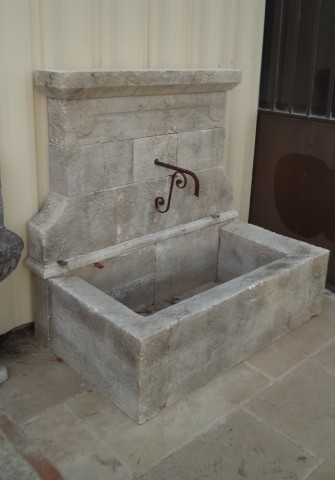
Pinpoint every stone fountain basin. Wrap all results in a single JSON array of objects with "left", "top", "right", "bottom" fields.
[{"left": 48, "top": 220, "right": 328, "bottom": 423}]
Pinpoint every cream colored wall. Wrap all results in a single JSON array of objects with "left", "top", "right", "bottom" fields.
[{"left": 0, "top": 0, "right": 265, "bottom": 333}]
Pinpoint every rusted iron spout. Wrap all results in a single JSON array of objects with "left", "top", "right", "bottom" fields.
[{"left": 154, "top": 159, "right": 200, "bottom": 213}]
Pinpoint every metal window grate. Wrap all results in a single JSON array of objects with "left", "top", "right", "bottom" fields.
[{"left": 259, "top": 0, "right": 335, "bottom": 121}]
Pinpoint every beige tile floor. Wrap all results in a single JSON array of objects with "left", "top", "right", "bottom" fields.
[{"left": 1, "top": 293, "right": 335, "bottom": 479}]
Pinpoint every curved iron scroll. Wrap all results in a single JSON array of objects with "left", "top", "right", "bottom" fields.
[{"left": 154, "top": 159, "right": 200, "bottom": 213}]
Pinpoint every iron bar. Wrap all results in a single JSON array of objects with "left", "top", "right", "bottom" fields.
[
  {"left": 326, "top": 28, "right": 335, "bottom": 118},
  {"left": 270, "top": 0, "right": 284, "bottom": 110},
  {"left": 288, "top": 0, "right": 301, "bottom": 113},
  {"left": 306, "top": 0, "right": 321, "bottom": 116}
]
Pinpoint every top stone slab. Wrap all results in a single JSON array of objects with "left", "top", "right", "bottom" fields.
[{"left": 34, "top": 69, "right": 242, "bottom": 99}]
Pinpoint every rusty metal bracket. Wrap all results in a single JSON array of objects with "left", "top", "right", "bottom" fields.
[{"left": 154, "top": 159, "right": 200, "bottom": 213}]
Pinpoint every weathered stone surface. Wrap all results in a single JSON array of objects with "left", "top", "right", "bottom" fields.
[
  {"left": 48, "top": 93, "right": 226, "bottom": 146},
  {"left": 28, "top": 70, "right": 235, "bottom": 266},
  {"left": 162, "top": 255, "right": 328, "bottom": 404},
  {"left": 115, "top": 177, "right": 170, "bottom": 245},
  {"left": 28, "top": 168, "right": 233, "bottom": 264},
  {"left": 217, "top": 227, "right": 282, "bottom": 282},
  {"left": 28, "top": 191, "right": 118, "bottom": 263},
  {"left": 177, "top": 128, "right": 225, "bottom": 171},
  {"left": 26, "top": 211, "right": 238, "bottom": 279},
  {"left": 221, "top": 221, "right": 329, "bottom": 316},
  {"left": 31, "top": 273, "right": 50, "bottom": 345},
  {"left": 50, "top": 277, "right": 144, "bottom": 422},
  {"left": 133, "top": 134, "right": 177, "bottom": 182},
  {"left": 74, "top": 245, "right": 155, "bottom": 311},
  {"left": 170, "top": 166, "right": 233, "bottom": 228},
  {"left": 49, "top": 140, "right": 133, "bottom": 196},
  {"left": 117, "top": 167, "right": 233, "bottom": 246},
  {"left": 155, "top": 225, "right": 219, "bottom": 303},
  {"left": 34, "top": 69, "right": 242, "bottom": 99}
]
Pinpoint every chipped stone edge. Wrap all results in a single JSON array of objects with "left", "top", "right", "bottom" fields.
[
  {"left": 33, "top": 69, "right": 242, "bottom": 99},
  {"left": 26, "top": 210, "right": 238, "bottom": 279}
]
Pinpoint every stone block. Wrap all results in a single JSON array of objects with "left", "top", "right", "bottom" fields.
[
  {"left": 48, "top": 93, "right": 226, "bottom": 146},
  {"left": 50, "top": 277, "right": 144, "bottom": 422},
  {"left": 49, "top": 141, "right": 133, "bottom": 196},
  {"left": 34, "top": 69, "right": 242, "bottom": 99},
  {"left": 115, "top": 177, "right": 170, "bottom": 244},
  {"left": 177, "top": 128, "right": 225, "bottom": 171},
  {"left": 133, "top": 134, "right": 177, "bottom": 182},
  {"left": 27, "top": 167, "right": 233, "bottom": 264},
  {"left": 31, "top": 273, "right": 50, "bottom": 345},
  {"left": 177, "top": 166, "right": 233, "bottom": 220},
  {"left": 116, "top": 167, "right": 233, "bottom": 245},
  {"left": 155, "top": 225, "right": 219, "bottom": 303},
  {"left": 28, "top": 190, "right": 118, "bottom": 264}
]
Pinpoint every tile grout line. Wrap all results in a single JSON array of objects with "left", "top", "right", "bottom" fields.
[
  {"left": 20, "top": 383, "right": 90, "bottom": 428},
  {"left": 63, "top": 401, "right": 156, "bottom": 477},
  {"left": 241, "top": 407, "right": 324, "bottom": 466},
  {"left": 302, "top": 461, "right": 327, "bottom": 480},
  {"left": 61, "top": 403, "right": 133, "bottom": 476},
  {"left": 121, "top": 372, "right": 280, "bottom": 475},
  {"left": 244, "top": 326, "right": 335, "bottom": 387},
  {"left": 243, "top": 360, "right": 276, "bottom": 381}
]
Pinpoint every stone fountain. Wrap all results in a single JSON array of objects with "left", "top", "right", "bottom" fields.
[{"left": 27, "top": 69, "right": 329, "bottom": 423}]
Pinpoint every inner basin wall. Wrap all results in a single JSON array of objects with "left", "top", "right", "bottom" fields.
[{"left": 71, "top": 221, "right": 285, "bottom": 311}]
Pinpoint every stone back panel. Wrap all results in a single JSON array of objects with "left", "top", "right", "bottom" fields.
[{"left": 28, "top": 70, "right": 241, "bottom": 264}]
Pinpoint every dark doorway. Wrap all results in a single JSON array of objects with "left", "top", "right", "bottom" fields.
[{"left": 249, "top": 0, "right": 335, "bottom": 289}]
